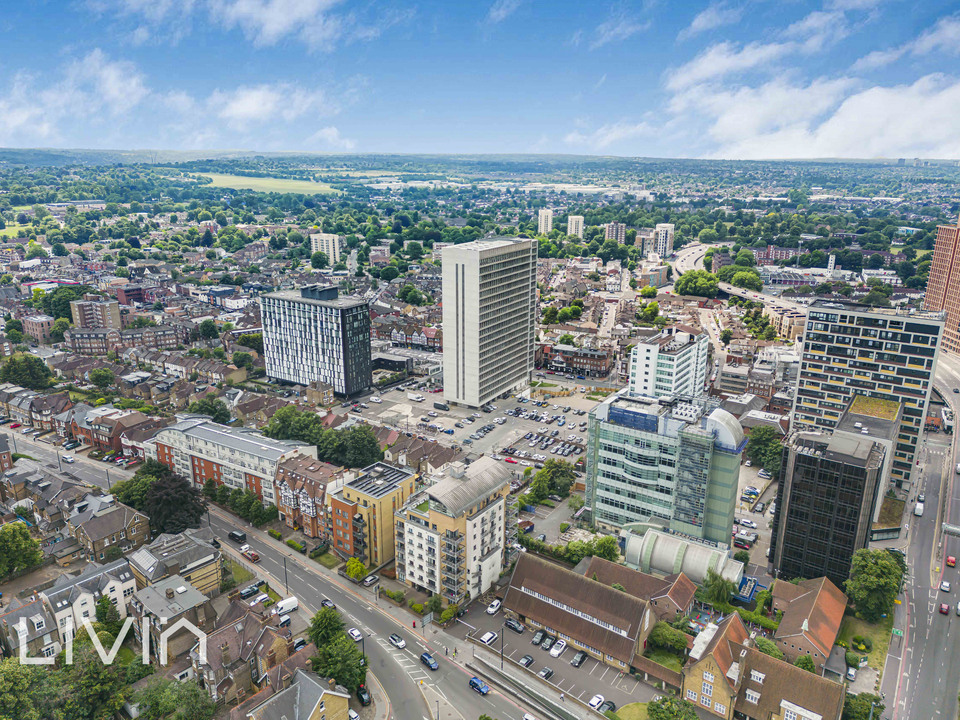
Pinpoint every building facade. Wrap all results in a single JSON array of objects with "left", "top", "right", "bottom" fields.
[
  {"left": 309, "top": 233, "right": 344, "bottom": 265},
  {"left": 145, "top": 416, "right": 316, "bottom": 505},
  {"left": 604, "top": 222, "right": 626, "bottom": 243},
  {"left": 260, "top": 285, "right": 372, "bottom": 397},
  {"left": 792, "top": 300, "right": 943, "bottom": 489},
  {"left": 538, "top": 208, "right": 553, "bottom": 235},
  {"left": 587, "top": 392, "right": 744, "bottom": 544},
  {"left": 567, "top": 215, "right": 584, "bottom": 238},
  {"left": 539, "top": 343, "right": 612, "bottom": 378},
  {"left": 395, "top": 457, "right": 511, "bottom": 606},
  {"left": 655, "top": 223, "right": 675, "bottom": 256},
  {"left": 628, "top": 326, "right": 710, "bottom": 398},
  {"left": 70, "top": 296, "right": 121, "bottom": 329},
  {"left": 923, "top": 219, "right": 960, "bottom": 353},
  {"left": 274, "top": 456, "right": 343, "bottom": 539},
  {"left": 442, "top": 238, "right": 537, "bottom": 408}
]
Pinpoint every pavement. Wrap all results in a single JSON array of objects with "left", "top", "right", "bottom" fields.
[{"left": 5, "top": 429, "right": 137, "bottom": 491}]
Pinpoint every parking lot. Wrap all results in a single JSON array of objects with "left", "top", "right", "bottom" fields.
[
  {"left": 450, "top": 606, "right": 658, "bottom": 711},
  {"left": 734, "top": 462, "right": 778, "bottom": 576}
]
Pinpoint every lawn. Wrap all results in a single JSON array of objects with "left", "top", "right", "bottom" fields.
[
  {"left": 198, "top": 172, "right": 336, "bottom": 195},
  {"left": 643, "top": 648, "right": 684, "bottom": 673},
  {"left": 616, "top": 704, "right": 649, "bottom": 720},
  {"left": 837, "top": 611, "right": 894, "bottom": 673},
  {"left": 116, "top": 645, "right": 136, "bottom": 665},
  {"left": 530, "top": 381, "right": 557, "bottom": 388},
  {"left": 226, "top": 558, "right": 254, "bottom": 585},
  {"left": 876, "top": 496, "right": 905, "bottom": 528},
  {"left": 313, "top": 552, "right": 341, "bottom": 569},
  {"left": 0, "top": 223, "right": 31, "bottom": 238}
]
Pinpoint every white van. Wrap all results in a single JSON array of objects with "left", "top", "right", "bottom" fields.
[
  {"left": 273, "top": 597, "right": 299, "bottom": 614},
  {"left": 914, "top": 502, "right": 924, "bottom": 517}
]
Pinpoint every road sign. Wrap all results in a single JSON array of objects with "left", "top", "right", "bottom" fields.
[{"left": 892, "top": 628, "right": 903, "bottom": 637}]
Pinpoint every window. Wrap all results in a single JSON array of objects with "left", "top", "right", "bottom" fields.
[
  {"left": 784, "top": 710, "right": 798, "bottom": 720},
  {"left": 714, "top": 702, "right": 726, "bottom": 715},
  {"left": 701, "top": 682, "right": 713, "bottom": 698},
  {"left": 686, "top": 690, "right": 698, "bottom": 702},
  {"left": 750, "top": 670, "right": 765, "bottom": 684},
  {"left": 42, "top": 646, "right": 56, "bottom": 657},
  {"left": 703, "top": 671, "right": 714, "bottom": 683},
  {"left": 745, "top": 689, "right": 760, "bottom": 704},
  {"left": 33, "top": 618, "right": 45, "bottom": 631}
]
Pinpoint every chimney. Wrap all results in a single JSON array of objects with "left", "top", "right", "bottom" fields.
[
  {"left": 328, "top": 678, "right": 335, "bottom": 691},
  {"left": 281, "top": 672, "right": 292, "bottom": 689},
  {"left": 220, "top": 641, "right": 231, "bottom": 667},
  {"left": 266, "top": 648, "right": 276, "bottom": 668},
  {"left": 165, "top": 588, "right": 174, "bottom": 599}
]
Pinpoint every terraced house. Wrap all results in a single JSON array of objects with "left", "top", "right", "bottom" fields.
[{"left": 274, "top": 456, "right": 343, "bottom": 539}]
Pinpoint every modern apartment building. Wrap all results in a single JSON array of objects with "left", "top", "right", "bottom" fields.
[
  {"left": 260, "top": 285, "right": 372, "bottom": 397},
  {"left": 145, "top": 416, "right": 316, "bottom": 505},
  {"left": 70, "top": 295, "right": 121, "bottom": 329},
  {"left": 655, "top": 223, "right": 675, "bottom": 256},
  {"left": 538, "top": 208, "right": 553, "bottom": 235},
  {"left": 586, "top": 391, "right": 744, "bottom": 544},
  {"left": 63, "top": 325, "right": 180, "bottom": 355},
  {"left": 23, "top": 315, "right": 55, "bottom": 342},
  {"left": 772, "top": 395, "right": 896, "bottom": 587},
  {"left": 923, "top": 219, "right": 960, "bottom": 353},
  {"left": 442, "top": 238, "right": 537, "bottom": 408},
  {"left": 309, "top": 232, "right": 344, "bottom": 265},
  {"left": 327, "top": 462, "right": 417, "bottom": 568},
  {"left": 628, "top": 325, "right": 709, "bottom": 398},
  {"left": 604, "top": 222, "right": 626, "bottom": 243},
  {"left": 792, "top": 299, "right": 943, "bottom": 489},
  {"left": 567, "top": 214, "right": 584, "bottom": 238},
  {"left": 395, "top": 457, "right": 512, "bottom": 606}
]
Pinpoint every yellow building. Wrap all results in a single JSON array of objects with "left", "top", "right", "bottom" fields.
[
  {"left": 329, "top": 463, "right": 417, "bottom": 568},
  {"left": 234, "top": 668, "right": 350, "bottom": 720},
  {"left": 127, "top": 528, "right": 223, "bottom": 596},
  {"left": 395, "top": 457, "right": 513, "bottom": 605}
]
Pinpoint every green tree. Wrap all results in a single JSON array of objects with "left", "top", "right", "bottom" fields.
[
  {"left": 345, "top": 557, "right": 367, "bottom": 581},
  {"left": 794, "top": 654, "right": 816, "bottom": 673},
  {"left": 61, "top": 644, "right": 129, "bottom": 720},
  {"left": 648, "top": 696, "right": 699, "bottom": 720},
  {"left": 138, "top": 461, "right": 207, "bottom": 533},
  {"left": 311, "top": 632, "right": 366, "bottom": 692},
  {"left": 557, "top": 333, "right": 575, "bottom": 346},
  {"left": 111, "top": 473, "right": 155, "bottom": 511},
  {"left": 845, "top": 549, "right": 903, "bottom": 622},
  {"left": 528, "top": 472, "right": 550, "bottom": 502},
  {"left": 593, "top": 535, "right": 620, "bottom": 561},
  {"left": 379, "top": 266, "right": 400, "bottom": 282},
  {"left": 673, "top": 270, "right": 718, "bottom": 298},
  {"left": 425, "top": 594, "right": 443, "bottom": 614},
  {"left": 89, "top": 368, "right": 115, "bottom": 389},
  {"left": 731, "top": 270, "right": 763, "bottom": 291},
  {"left": 719, "top": 328, "right": 733, "bottom": 345},
  {"left": 734, "top": 550, "right": 751, "bottom": 565},
  {"left": 648, "top": 621, "right": 689, "bottom": 654},
  {"left": 25, "top": 243, "right": 47, "bottom": 260},
  {"left": 0, "top": 354, "right": 51, "bottom": 390},
  {"left": 537, "top": 459, "right": 576, "bottom": 497},
  {"left": 311, "top": 251, "right": 329, "bottom": 269},
  {"left": 231, "top": 351, "right": 253, "bottom": 370},
  {"left": 640, "top": 284, "right": 658, "bottom": 298},
  {"left": 134, "top": 677, "right": 216, "bottom": 720},
  {"left": 702, "top": 568, "right": 736, "bottom": 607},
  {"left": 542, "top": 307, "right": 559, "bottom": 324},
  {"left": 48, "top": 317, "right": 71, "bottom": 343},
  {"left": 51, "top": 243, "right": 68, "bottom": 257},
  {"left": 237, "top": 333, "right": 263, "bottom": 353},
  {"left": 95, "top": 596, "right": 122, "bottom": 637},
  {"left": 188, "top": 396, "right": 230, "bottom": 424},
  {"left": 0, "top": 522, "right": 43, "bottom": 577},
  {"left": 745, "top": 425, "right": 783, "bottom": 478},
  {"left": 734, "top": 249, "right": 756, "bottom": 266},
  {"left": 0, "top": 659, "right": 61, "bottom": 720},
  {"left": 307, "top": 606, "right": 345, "bottom": 648},
  {"left": 199, "top": 319, "right": 219, "bottom": 340},
  {"left": 842, "top": 693, "right": 883, "bottom": 720},
  {"left": 754, "top": 636, "right": 784, "bottom": 659}
]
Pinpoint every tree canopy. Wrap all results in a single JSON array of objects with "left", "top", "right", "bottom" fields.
[
  {"left": 188, "top": 396, "right": 230, "bottom": 424},
  {"left": 0, "top": 354, "right": 52, "bottom": 390},
  {"left": 845, "top": 549, "right": 903, "bottom": 622},
  {"left": 262, "top": 407, "right": 383, "bottom": 467},
  {"left": 0, "top": 523, "right": 43, "bottom": 578},
  {"left": 745, "top": 425, "right": 783, "bottom": 478},
  {"left": 673, "top": 270, "right": 718, "bottom": 298}
]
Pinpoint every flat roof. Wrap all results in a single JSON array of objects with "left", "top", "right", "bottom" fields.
[
  {"left": 263, "top": 287, "right": 367, "bottom": 309},
  {"left": 809, "top": 299, "right": 945, "bottom": 321},
  {"left": 347, "top": 462, "right": 414, "bottom": 498}
]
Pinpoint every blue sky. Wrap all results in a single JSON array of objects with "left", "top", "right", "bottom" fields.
[{"left": 1, "top": 0, "right": 959, "bottom": 158}]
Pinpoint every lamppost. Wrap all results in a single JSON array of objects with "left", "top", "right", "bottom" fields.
[
  {"left": 500, "top": 624, "right": 505, "bottom": 670},
  {"left": 283, "top": 556, "right": 289, "bottom": 593}
]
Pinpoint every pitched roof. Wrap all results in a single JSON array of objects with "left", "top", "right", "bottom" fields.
[
  {"left": 688, "top": 614, "right": 750, "bottom": 688},
  {"left": 773, "top": 577, "right": 847, "bottom": 657},
  {"left": 426, "top": 457, "right": 510, "bottom": 517}
]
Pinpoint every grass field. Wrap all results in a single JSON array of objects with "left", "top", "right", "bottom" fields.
[
  {"left": 643, "top": 648, "right": 684, "bottom": 673},
  {"left": 616, "top": 703, "right": 649, "bottom": 720},
  {"left": 838, "top": 611, "right": 893, "bottom": 672},
  {"left": 198, "top": 172, "right": 336, "bottom": 195},
  {"left": 0, "top": 223, "right": 31, "bottom": 238},
  {"left": 313, "top": 552, "right": 341, "bottom": 569},
  {"left": 226, "top": 558, "right": 254, "bottom": 585}
]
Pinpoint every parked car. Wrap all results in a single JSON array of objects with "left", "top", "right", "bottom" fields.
[
  {"left": 531, "top": 629, "right": 545, "bottom": 646},
  {"left": 519, "top": 654, "right": 535, "bottom": 668},
  {"left": 540, "top": 635, "right": 556, "bottom": 652},
  {"left": 570, "top": 650, "right": 587, "bottom": 667},
  {"left": 548, "top": 640, "right": 566, "bottom": 658},
  {"left": 486, "top": 599, "right": 502, "bottom": 615},
  {"left": 362, "top": 574, "right": 379, "bottom": 586},
  {"left": 505, "top": 618, "right": 524, "bottom": 634},
  {"left": 537, "top": 667, "right": 554, "bottom": 680},
  {"left": 479, "top": 631, "right": 498, "bottom": 646},
  {"left": 357, "top": 686, "right": 372, "bottom": 706},
  {"left": 588, "top": 695, "right": 606, "bottom": 710}
]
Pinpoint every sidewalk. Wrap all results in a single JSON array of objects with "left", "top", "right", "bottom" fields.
[
  {"left": 419, "top": 680, "right": 464, "bottom": 720},
  {"left": 367, "top": 670, "right": 392, "bottom": 720}
]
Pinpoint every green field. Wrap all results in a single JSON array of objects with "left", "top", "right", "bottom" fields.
[
  {"left": 617, "top": 704, "right": 649, "bottom": 720},
  {"left": 0, "top": 223, "right": 31, "bottom": 238},
  {"left": 198, "top": 172, "right": 336, "bottom": 195}
]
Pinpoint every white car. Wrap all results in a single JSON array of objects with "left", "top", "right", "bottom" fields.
[
  {"left": 348, "top": 627, "right": 363, "bottom": 642},
  {"left": 486, "top": 599, "right": 502, "bottom": 615},
  {"left": 370, "top": 397, "right": 382, "bottom": 404},
  {"left": 588, "top": 694, "right": 605, "bottom": 710},
  {"left": 239, "top": 544, "right": 251, "bottom": 554},
  {"left": 61, "top": 455, "right": 75, "bottom": 463},
  {"left": 479, "top": 631, "right": 498, "bottom": 645},
  {"left": 388, "top": 633, "right": 406, "bottom": 649},
  {"left": 549, "top": 639, "right": 566, "bottom": 658},
  {"left": 348, "top": 710, "right": 360, "bottom": 720}
]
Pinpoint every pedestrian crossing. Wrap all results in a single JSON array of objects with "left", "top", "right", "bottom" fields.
[{"left": 377, "top": 637, "right": 431, "bottom": 684}]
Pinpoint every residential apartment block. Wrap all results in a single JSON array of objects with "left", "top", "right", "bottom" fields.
[
  {"left": 567, "top": 214, "right": 584, "bottom": 238},
  {"left": 24, "top": 314, "right": 55, "bottom": 342},
  {"left": 309, "top": 232, "right": 344, "bottom": 265},
  {"left": 604, "top": 222, "right": 626, "bottom": 243},
  {"left": 628, "top": 326, "right": 709, "bottom": 398},
  {"left": 260, "top": 285, "right": 372, "bottom": 397},
  {"left": 923, "top": 218, "right": 960, "bottom": 353},
  {"left": 145, "top": 416, "right": 317, "bottom": 505},
  {"left": 70, "top": 295, "right": 121, "bottom": 329},
  {"left": 328, "top": 462, "right": 417, "bottom": 567},
  {"left": 63, "top": 325, "right": 181, "bottom": 355},
  {"left": 395, "top": 457, "right": 511, "bottom": 606},
  {"left": 538, "top": 342, "right": 612, "bottom": 378},
  {"left": 41, "top": 559, "right": 137, "bottom": 643},
  {"left": 131, "top": 575, "right": 215, "bottom": 665},
  {"left": 442, "top": 238, "right": 536, "bottom": 408},
  {"left": 654, "top": 223, "right": 675, "bottom": 256},
  {"left": 537, "top": 208, "right": 553, "bottom": 235},
  {"left": 127, "top": 528, "right": 223, "bottom": 596},
  {"left": 792, "top": 299, "right": 943, "bottom": 489},
  {"left": 586, "top": 391, "right": 744, "bottom": 544},
  {"left": 275, "top": 456, "right": 344, "bottom": 539}
]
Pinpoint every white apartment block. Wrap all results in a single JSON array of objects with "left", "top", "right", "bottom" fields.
[
  {"left": 41, "top": 559, "right": 137, "bottom": 644},
  {"left": 567, "top": 215, "right": 584, "bottom": 238},
  {"left": 145, "top": 416, "right": 317, "bottom": 505},
  {"left": 655, "top": 223, "right": 675, "bottom": 256},
  {"left": 538, "top": 209, "right": 553, "bottom": 235},
  {"left": 310, "top": 233, "right": 344, "bottom": 265},
  {"left": 605, "top": 222, "right": 626, "bottom": 243},
  {"left": 442, "top": 238, "right": 537, "bottom": 408},
  {"left": 628, "top": 326, "right": 710, "bottom": 398},
  {"left": 260, "top": 285, "right": 372, "bottom": 396}
]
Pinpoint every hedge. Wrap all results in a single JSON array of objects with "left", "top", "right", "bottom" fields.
[
  {"left": 381, "top": 588, "right": 406, "bottom": 604},
  {"left": 736, "top": 608, "right": 780, "bottom": 632},
  {"left": 268, "top": 529, "right": 282, "bottom": 540},
  {"left": 286, "top": 539, "right": 305, "bottom": 553}
]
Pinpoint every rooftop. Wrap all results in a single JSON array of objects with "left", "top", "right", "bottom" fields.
[
  {"left": 263, "top": 284, "right": 367, "bottom": 309},
  {"left": 158, "top": 417, "right": 309, "bottom": 460},
  {"left": 134, "top": 575, "right": 207, "bottom": 618},
  {"left": 809, "top": 298, "right": 946, "bottom": 321},
  {"left": 848, "top": 394, "right": 900, "bottom": 421},
  {"left": 423, "top": 456, "right": 510, "bottom": 517},
  {"left": 347, "top": 462, "right": 415, "bottom": 499}
]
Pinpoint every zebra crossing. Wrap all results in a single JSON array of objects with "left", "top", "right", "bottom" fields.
[{"left": 376, "top": 636, "right": 432, "bottom": 684}]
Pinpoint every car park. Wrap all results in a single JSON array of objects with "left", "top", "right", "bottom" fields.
[
  {"left": 540, "top": 635, "right": 556, "bottom": 651},
  {"left": 570, "top": 650, "right": 587, "bottom": 667},
  {"left": 519, "top": 654, "right": 535, "bottom": 667},
  {"left": 548, "top": 639, "right": 566, "bottom": 658}
]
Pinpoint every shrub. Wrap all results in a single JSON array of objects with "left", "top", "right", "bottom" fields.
[
  {"left": 381, "top": 588, "right": 405, "bottom": 604},
  {"left": 440, "top": 605, "right": 459, "bottom": 624},
  {"left": 736, "top": 608, "right": 779, "bottom": 632},
  {"left": 845, "top": 650, "right": 861, "bottom": 668},
  {"left": 268, "top": 529, "right": 282, "bottom": 540},
  {"left": 410, "top": 602, "right": 424, "bottom": 614},
  {"left": 286, "top": 539, "right": 305, "bottom": 553},
  {"left": 559, "top": 522, "right": 570, "bottom": 533}
]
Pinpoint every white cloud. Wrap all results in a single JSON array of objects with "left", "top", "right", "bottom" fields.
[
  {"left": 678, "top": 2, "right": 742, "bottom": 41},
  {"left": 784, "top": 10, "right": 848, "bottom": 51},
  {"left": 564, "top": 120, "right": 654, "bottom": 150},
  {"left": 306, "top": 126, "right": 355, "bottom": 150},
  {"left": 206, "top": 83, "right": 330, "bottom": 129},
  {"left": 852, "top": 14, "right": 960, "bottom": 70},
  {"left": 826, "top": 0, "right": 885, "bottom": 9},
  {"left": 590, "top": 6, "right": 651, "bottom": 49},
  {"left": 485, "top": 0, "right": 522, "bottom": 24},
  {"left": 666, "top": 41, "right": 793, "bottom": 91}
]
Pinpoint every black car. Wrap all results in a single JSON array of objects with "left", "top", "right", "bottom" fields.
[
  {"left": 321, "top": 598, "right": 336, "bottom": 609},
  {"left": 599, "top": 701, "right": 617, "bottom": 713},
  {"left": 293, "top": 637, "right": 307, "bottom": 651},
  {"left": 531, "top": 629, "right": 545, "bottom": 646},
  {"left": 540, "top": 635, "right": 556, "bottom": 652},
  {"left": 357, "top": 686, "right": 371, "bottom": 706},
  {"left": 519, "top": 654, "right": 534, "bottom": 668},
  {"left": 505, "top": 618, "right": 524, "bottom": 634},
  {"left": 537, "top": 667, "right": 554, "bottom": 680},
  {"left": 239, "top": 585, "right": 259, "bottom": 599},
  {"left": 570, "top": 650, "right": 588, "bottom": 667}
]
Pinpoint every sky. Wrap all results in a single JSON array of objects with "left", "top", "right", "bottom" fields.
[{"left": 1, "top": 0, "right": 960, "bottom": 159}]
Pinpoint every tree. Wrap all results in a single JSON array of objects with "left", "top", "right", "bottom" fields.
[
  {"left": 845, "top": 549, "right": 903, "bottom": 622},
  {"left": 51, "top": 243, "right": 68, "bottom": 257},
  {"left": 48, "top": 317, "right": 71, "bottom": 343},
  {"left": 188, "top": 396, "right": 230, "bottom": 424},
  {"left": 25, "top": 243, "right": 47, "bottom": 260},
  {"left": 734, "top": 550, "right": 751, "bottom": 565},
  {"left": 142, "top": 466, "right": 207, "bottom": 534},
  {"left": 702, "top": 568, "right": 736, "bottom": 607},
  {"left": 0, "top": 659, "right": 60, "bottom": 720},
  {"left": 734, "top": 249, "right": 756, "bottom": 266},
  {"left": 237, "top": 333, "right": 263, "bottom": 353},
  {"left": 95, "top": 596, "right": 122, "bottom": 637},
  {"left": 557, "top": 333, "right": 575, "bottom": 346},
  {"left": 542, "top": 307, "right": 558, "bottom": 325},
  {"left": 640, "top": 284, "right": 658, "bottom": 298},
  {"left": 843, "top": 693, "right": 883, "bottom": 720},
  {"left": 134, "top": 676, "right": 217, "bottom": 720},
  {"left": 0, "top": 522, "right": 43, "bottom": 577},
  {"left": 199, "top": 319, "right": 219, "bottom": 340},
  {"left": 648, "top": 621, "right": 690, "bottom": 654},
  {"left": 379, "top": 266, "right": 400, "bottom": 282},
  {"left": 528, "top": 472, "right": 550, "bottom": 502},
  {"left": 673, "top": 270, "right": 718, "bottom": 298},
  {"left": 794, "top": 654, "right": 816, "bottom": 673},
  {"left": 720, "top": 328, "right": 733, "bottom": 345},
  {"left": 307, "top": 606, "right": 345, "bottom": 648},
  {"left": 311, "top": 251, "right": 329, "bottom": 269},
  {"left": 89, "top": 368, "right": 115, "bottom": 389},
  {"left": 111, "top": 473, "right": 155, "bottom": 511},
  {"left": 731, "top": 270, "right": 763, "bottom": 291},
  {"left": 406, "top": 241, "right": 423, "bottom": 259},
  {"left": 311, "top": 632, "right": 366, "bottom": 692},
  {"left": 345, "top": 557, "right": 367, "bottom": 581},
  {"left": 745, "top": 426, "right": 783, "bottom": 478},
  {"left": 861, "top": 289, "right": 891, "bottom": 307},
  {"left": 754, "top": 637, "right": 784, "bottom": 659},
  {"left": 593, "top": 535, "right": 620, "bottom": 561},
  {"left": 425, "top": 594, "right": 443, "bottom": 614},
  {"left": 0, "top": 354, "right": 51, "bottom": 390},
  {"left": 648, "top": 696, "right": 699, "bottom": 720},
  {"left": 231, "top": 351, "right": 253, "bottom": 370}
]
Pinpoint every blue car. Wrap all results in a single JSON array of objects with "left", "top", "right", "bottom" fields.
[
  {"left": 421, "top": 652, "right": 439, "bottom": 670},
  {"left": 469, "top": 677, "right": 490, "bottom": 695}
]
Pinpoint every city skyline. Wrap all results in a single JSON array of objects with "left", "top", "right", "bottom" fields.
[{"left": 0, "top": 1, "right": 958, "bottom": 158}]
